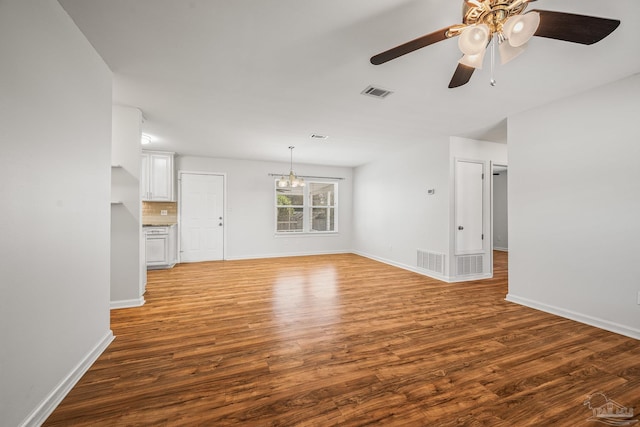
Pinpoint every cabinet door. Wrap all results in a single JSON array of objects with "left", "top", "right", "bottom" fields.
[
  {"left": 149, "top": 153, "right": 173, "bottom": 201},
  {"left": 146, "top": 234, "right": 169, "bottom": 265}
]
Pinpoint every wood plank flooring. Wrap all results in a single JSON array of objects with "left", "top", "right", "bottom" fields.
[{"left": 45, "top": 252, "right": 639, "bottom": 426}]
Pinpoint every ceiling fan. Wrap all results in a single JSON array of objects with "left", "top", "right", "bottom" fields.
[{"left": 370, "top": 0, "right": 620, "bottom": 88}]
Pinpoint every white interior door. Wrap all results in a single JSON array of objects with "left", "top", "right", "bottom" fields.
[
  {"left": 180, "top": 173, "right": 224, "bottom": 262},
  {"left": 455, "top": 159, "right": 484, "bottom": 254}
]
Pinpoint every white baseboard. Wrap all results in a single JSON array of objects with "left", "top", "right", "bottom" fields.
[
  {"left": 110, "top": 297, "right": 145, "bottom": 310},
  {"left": 447, "top": 272, "right": 493, "bottom": 282},
  {"left": 224, "top": 249, "right": 350, "bottom": 261},
  {"left": 505, "top": 294, "right": 640, "bottom": 341},
  {"left": 493, "top": 247, "right": 509, "bottom": 252},
  {"left": 19, "top": 330, "right": 115, "bottom": 427},
  {"left": 352, "top": 250, "right": 453, "bottom": 283},
  {"left": 352, "top": 250, "right": 494, "bottom": 283}
]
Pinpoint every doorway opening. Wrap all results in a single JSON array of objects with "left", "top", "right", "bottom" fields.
[{"left": 492, "top": 164, "right": 508, "bottom": 271}]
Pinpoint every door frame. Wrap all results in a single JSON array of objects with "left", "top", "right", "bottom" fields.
[
  {"left": 490, "top": 162, "right": 508, "bottom": 271},
  {"left": 177, "top": 170, "right": 227, "bottom": 262},
  {"left": 453, "top": 158, "right": 486, "bottom": 256},
  {"left": 449, "top": 157, "right": 493, "bottom": 281}
]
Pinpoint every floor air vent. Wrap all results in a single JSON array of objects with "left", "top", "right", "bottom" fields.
[
  {"left": 361, "top": 85, "right": 393, "bottom": 99},
  {"left": 457, "top": 255, "right": 484, "bottom": 276},
  {"left": 417, "top": 250, "right": 445, "bottom": 275}
]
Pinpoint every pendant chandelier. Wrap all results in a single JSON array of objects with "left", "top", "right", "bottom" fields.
[{"left": 277, "top": 146, "right": 305, "bottom": 188}]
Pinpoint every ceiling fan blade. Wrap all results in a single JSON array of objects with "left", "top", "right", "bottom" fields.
[
  {"left": 448, "top": 63, "right": 475, "bottom": 88},
  {"left": 532, "top": 10, "right": 620, "bottom": 45},
  {"left": 370, "top": 27, "right": 451, "bottom": 65}
]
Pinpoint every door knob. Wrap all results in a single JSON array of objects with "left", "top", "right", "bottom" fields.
[{"left": 458, "top": 226, "right": 464, "bottom": 230}]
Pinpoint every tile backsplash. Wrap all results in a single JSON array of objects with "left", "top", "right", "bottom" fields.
[{"left": 142, "top": 201, "right": 177, "bottom": 225}]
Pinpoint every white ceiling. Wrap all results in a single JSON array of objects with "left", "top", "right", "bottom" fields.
[{"left": 58, "top": 0, "right": 640, "bottom": 167}]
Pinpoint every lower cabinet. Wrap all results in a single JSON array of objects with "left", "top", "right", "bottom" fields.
[{"left": 144, "top": 225, "right": 177, "bottom": 269}]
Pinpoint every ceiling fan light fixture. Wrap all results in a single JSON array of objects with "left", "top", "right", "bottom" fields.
[
  {"left": 369, "top": 1, "right": 620, "bottom": 88},
  {"left": 499, "top": 40, "right": 526, "bottom": 64},
  {"left": 458, "top": 24, "right": 490, "bottom": 55},
  {"left": 459, "top": 49, "right": 486, "bottom": 69},
  {"left": 503, "top": 11, "right": 540, "bottom": 47}
]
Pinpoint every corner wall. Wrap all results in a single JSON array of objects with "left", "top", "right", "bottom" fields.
[
  {"left": 0, "top": 1, "right": 114, "bottom": 425},
  {"left": 507, "top": 73, "right": 640, "bottom": 339},
  {"left": 111, "top": 106, "right": 144, "bottom": 308},
  {"left": 352, "top": 137, "right": 451, "bottom": 278}
]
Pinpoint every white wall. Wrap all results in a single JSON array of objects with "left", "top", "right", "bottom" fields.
[
  {"left": 507, "top": 73, "right": 640, "bottom": 339},
  {"left": 111, "top": 106, "right": 144, "bottom": 308},
  {"left": 450, "top": 137, "right": 508, "bottom": 164},
  {"left": 352, "top": 137, "right": 451, "bottom": 278},
  {"left": 0, "top": 1, "right": 113, "bottom": 426},
  {"left": 176, "top": 156, "right": 353, "bottom": 260}
]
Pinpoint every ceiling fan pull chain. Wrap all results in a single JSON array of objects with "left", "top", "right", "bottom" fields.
[{"left": 490, "top": 35, "right": 497, "bottom": 87}]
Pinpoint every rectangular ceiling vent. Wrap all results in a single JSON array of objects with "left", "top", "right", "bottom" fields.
[{"left": 361, "top": 85, "right": 393, "bottom": 99}]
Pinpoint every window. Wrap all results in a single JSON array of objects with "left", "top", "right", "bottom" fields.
[{"left": 275, "top": 181, "right": 337, "bottom": 233}]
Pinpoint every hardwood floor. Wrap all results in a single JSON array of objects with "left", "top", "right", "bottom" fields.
[{"left": 45, "top": 252, "right": 639, "bottom": 426}]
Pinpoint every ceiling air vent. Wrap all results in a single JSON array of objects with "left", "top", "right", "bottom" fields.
[{"left": 361, "top": 85, "right": 393, "bottom": 99}]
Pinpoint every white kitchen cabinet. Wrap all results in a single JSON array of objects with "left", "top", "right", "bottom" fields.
[
  {"left": 145, "top": 225, "right": 177, "bottom": 269},
  {"left": 141, "top": 151, "right": 175, "bottom": 201}
]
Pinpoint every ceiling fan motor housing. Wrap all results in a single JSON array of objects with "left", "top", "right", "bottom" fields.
[{"left": 460, "top": 0, "right": 529, "bottom": 34}]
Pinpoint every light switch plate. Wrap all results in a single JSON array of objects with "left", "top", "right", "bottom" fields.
[{"left": 160, "top": 210, "right": 168, "bottom": 216}]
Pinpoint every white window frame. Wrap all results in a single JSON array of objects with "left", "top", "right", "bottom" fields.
[{"left": 274, "top": 180, "right": 339, "bottom": 235}]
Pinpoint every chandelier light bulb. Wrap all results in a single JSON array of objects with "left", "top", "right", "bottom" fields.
[
  {"left": 458, "top": 24, "right": 490, "bottom": 55},
  {"left": 503, "top": 12, "right": 540, "bottom": 47},
  {"left": 512, "top": 21, "right": 525, "bottom": 33}
]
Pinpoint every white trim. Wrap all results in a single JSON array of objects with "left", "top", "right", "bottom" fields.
[
  {"left": 447, "top": 272, "right": 492, "bottom": 283},
  {"left": 353, "top": 250, "right": 453, "bottom": 283},
  {"left": 274, "top": 231, "right": 339, "bottom": 238},
  {"left": 225, "top": 249, "right": 349, "bottom": 261},
  {"left": 19, "top": 330, "right": 115, "bottom": 427},
  {"left": 110, "top": 297, "right": 145, "bottom": 310},
  {"left": 505, "top": 294, "right": 640, "bottom": 341},
  {"left": 353, "top": 250, "right": 495, "bottom": 283},
  {"left": 493, "top": 247, "right": 509, "bottom": 252}
]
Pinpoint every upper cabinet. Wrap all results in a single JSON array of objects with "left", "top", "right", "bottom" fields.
[{"left": 141, "top": 151, "right": 175, "bottom": 201}]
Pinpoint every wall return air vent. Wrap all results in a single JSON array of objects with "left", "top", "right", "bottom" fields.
[
  {"left": 417, "top": 250, "right": 445, "bottom": 275},
  {"left": 361, "top": 85, "right": 393, "bottom": 99}
]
